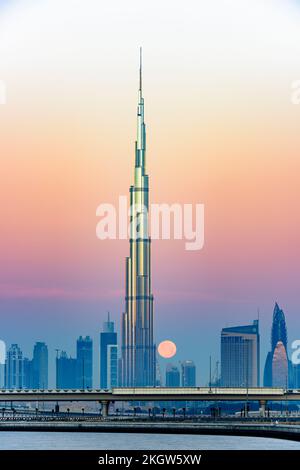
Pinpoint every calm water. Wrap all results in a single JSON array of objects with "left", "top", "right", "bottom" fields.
[{"left": 0, "top": 432, "right": 299, "bottom": 450}]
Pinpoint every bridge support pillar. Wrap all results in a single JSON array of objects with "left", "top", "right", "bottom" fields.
[
  {"left": 259, "top": 400, "right": 267, "bottom": 417},
  {"left": 101, "top": 400, "right": 110, "bottom": 419}
]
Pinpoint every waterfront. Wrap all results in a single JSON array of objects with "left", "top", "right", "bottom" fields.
[{"left": 0, "top": 432, "right": 299, "bottom": 450}]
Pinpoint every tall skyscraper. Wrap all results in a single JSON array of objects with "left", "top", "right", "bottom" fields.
[
  {"left": 23, "top": 357, "right": 33, "bottom": 389},
  {"left": 221, "top": 320, "right": 260, "bottom": 387},
  {"left": 0, "top": 340, "right": 5, "bottom": 388},
  {"left": 0, "top": 364, "right": 4, "bottom": 388},
  {"left": 56, "top": 351, "right": 77, "bottom": 389},
  {"left": 271, "top": 302, "right": 287, "bottom": 352},
  {"left": 263, "top": 303, "right": 288, "bottom": 387},
  {"left": 100, "top": 313, "right": 118, "bottom": 389},
  {"left": 76, "top": 336, "right": 93, "bottom": 389},
  {"left": 107, "top": 345, "right": 118, "bottom": 389},
  {"left": 181, "top": 360, "right": 196, "bottom": 387},
  {"left": 121, "top": 49, "right": 156, "bottom": 387},
  {"left": 272, "top": 341, "right": 288, "bottom": 387},
  {"left": 166, "top": 364, "right": 180, "bottom": 387},
  {"left": 5, "top": 344, "right": 24, "bottom": 389},
  {"left": 290, "top": 363, "right": 300, "bottom": 389},
  {"left": 32, "top": 342, "right": 48, "bottom": 389}
]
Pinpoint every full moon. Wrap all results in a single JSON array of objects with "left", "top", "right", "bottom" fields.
[{"left": 158, "top": 340, "right": 177, "bottom": 359}]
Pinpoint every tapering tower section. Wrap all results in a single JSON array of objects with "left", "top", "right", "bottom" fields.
[{"left": 121, "top": 49, "right": 156, "bottom": 387}]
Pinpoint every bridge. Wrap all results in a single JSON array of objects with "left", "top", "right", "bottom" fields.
[{"left": 0, "top": 387, "right": 300, "bottom": 417}]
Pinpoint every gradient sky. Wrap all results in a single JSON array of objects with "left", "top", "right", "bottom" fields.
[{"left": 0, "top": 0, "right": 300, "bottom": 386}]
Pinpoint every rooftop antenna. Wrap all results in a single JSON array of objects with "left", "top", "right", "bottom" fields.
[{"left": 107, "top": 311, "right": 110, "bottom": 323}]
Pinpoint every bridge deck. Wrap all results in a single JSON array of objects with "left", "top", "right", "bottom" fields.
[{"left": 0, "top": 387, "right": 299, "bottom": 402}]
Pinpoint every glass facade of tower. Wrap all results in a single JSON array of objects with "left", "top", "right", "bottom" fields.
[
  {"left": 32, "top": 342, "right": 48, "bottom": 389},
  {"left": 121, "top": 50, "right": 156, "bottom": 387},
  {"left": 221, "top": 320, "right": 260, "bottom": 387},
  {"left": 272, "top": 341, "right": 288, "bottom": 387},
  {"left": 76, "top": 336, "right": 93, "bottom": 389},
  {"left": 181, "top": 360, "right": 196, "bottom": 387},
  {"left": 107, "top": 344, "right": 118, "bottom": 388},
  {"left": 56, "top": 351, "right": 77, "bottom": 389},
  {"left": 264, "top": 303, "right": 289, "bottom": 387},
  {"left": 100, "top": 314, "right": 117, "bottom": 389},
  {"left": 5, "top": 344, "right": 24, "bottom": 389},
  {"left": 166, "top": 364, "right": 180, "bottom": 387}
]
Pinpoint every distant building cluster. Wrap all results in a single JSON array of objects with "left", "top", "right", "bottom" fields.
[
  {"left": 219, "top": 302, "right": 300, "bottom": 389},
  {"left": 4, "top": 342, "right": 48, "bottom": 389},
  {"left": 165, "top": 361, "right": 196, "bottom": 387},
  {"left": 1, "top": 314, "right": 118, "bottom": 390}
]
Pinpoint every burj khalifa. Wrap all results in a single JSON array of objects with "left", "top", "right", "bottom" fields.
[{"left": 121, "top": 49, "right": 156, "bottom": 387}]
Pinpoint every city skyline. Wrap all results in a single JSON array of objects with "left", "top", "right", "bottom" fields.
[
  {"left": 0, "top": 0, "right": 300, "bottom": 386},
  {"left": 2, "top": 301, "right": 296, "bottom": 389}
]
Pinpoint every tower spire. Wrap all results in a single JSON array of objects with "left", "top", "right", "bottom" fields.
[{"left": 139, "top": 46, "right": 142, "bottom": 95}]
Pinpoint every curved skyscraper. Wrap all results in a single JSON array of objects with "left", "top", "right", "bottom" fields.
[
  {"left": 121, "top": 49, "right": 156, "bottom": 387},
  {"left": 272, "top": 341, "right": 288, "bottom": 388},
  {"left": 263, "top": 302, "right": 288, "bottom": 387},
  {"left": 271, "top": 303, "right": 287, "bottom": 352}
]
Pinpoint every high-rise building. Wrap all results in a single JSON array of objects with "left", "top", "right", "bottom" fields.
[
  {"left": 100, "top": 313, "right": 117, "bottom": 389},
  {"left": 181, "top": 360, "right": 196, "bottom": 387},
  {"left": 263, "top": 352, "right": 273, "bottom": 387},
  {"left": 166, "top": 364, "right": 180, "bottom": 387},
  {"left": 56, "top": 351, "right": 77, "bottom": 389},
  {"left": 0, "top": 340, "right": 5, "bottom": 388},
  {"left": 121, "top": 49, "right": 156, "bottom": 387},
  {"left": 76, "top": 336, "right": 93, "bottom": 389},
  {"left": 221, "top": 320, "right": 260, "bottom": 387},
  {"left": 5, "top": 344, "right": 24, "bottom": 389},
  {"left": 271, "top": 303, "right": 287, "bottom": 352},
  {"left": 0, "top": 364, "right": 4, "bottom": 389},
  {"left": 23, "top": 358, "right": 33, "bottom": 389},
  {"left": 290, "top": 363, "right": 300, "bottom": 389},
  {"left": 107, "top": 345, "right": 118, "bottom": 389},
  {"left": 263, "top": 303, "right": 288, "bottom": 387},
  {"left": 272, "top": 341, "right": 288, "bottom": 387},
  {"left": 32, "top": 342, "right": 48, "bottom": 389}
]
